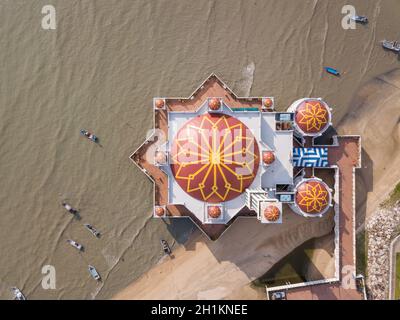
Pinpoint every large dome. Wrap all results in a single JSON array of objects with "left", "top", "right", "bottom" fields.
[
  {"left": 295, "top": 179, "right": 331, "bottom": 215},
  {"left": 294, "top": 99, "right": 330, "bottom": 136},
  {"left": 170, "top": 113, "right": 260, "bottom": 203}
]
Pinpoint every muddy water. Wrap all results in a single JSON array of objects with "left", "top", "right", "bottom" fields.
[{"left": 0, "top": 0, "right": 399, "bottom": 299}]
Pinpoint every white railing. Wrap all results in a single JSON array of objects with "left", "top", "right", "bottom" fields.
[
  {"left": 333, "top": 166, "right": 341, "bottom": 279},
  {"left": 266, "top": 277, "right": 339, "bottom": 293}
]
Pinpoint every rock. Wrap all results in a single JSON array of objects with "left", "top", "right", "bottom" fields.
[{"left": 366, "top": 205, "right": 400, "bottom": 300}]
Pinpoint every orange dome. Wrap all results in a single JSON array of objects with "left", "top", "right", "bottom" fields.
[
  {"left": 155, "top": 99, "right": 165, "bottom": 109},
  {"left": 264, "top": 205, "right": 280, "bottom": 222},
  {"left": 155, "top": 151, "right": 166, "bottom": 164},
  {"left": 208, "top": 206, "right": 222, "bottom": 218},
  {"left": 170, "top": 113, "right": 260, "bottom": 203},
  {"left": 208, "top": 98, "right": 221, "bottom": 110},
  {"left": 262, "top": 151, "right": 275, "bottom": 165},
  {"left": 295, "top": 179, "right": 330, "bottom": 215},
  {"left": 264, "top": 98, "right": 273, "bottom": 108},
  {"left": 294, "top": 99, "right": 330, "bottom": 135},
  {"left": 154, "top": 207, "right": 165, "bottom": 216}
]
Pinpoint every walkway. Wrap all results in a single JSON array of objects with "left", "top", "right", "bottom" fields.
[{"left": 274, "top": 136, "right": 363, "bottom": 300}]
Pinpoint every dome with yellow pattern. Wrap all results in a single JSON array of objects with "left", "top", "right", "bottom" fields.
[
  {"left": 294, "top": 178, "right": 331, "bottom": 216},
  {"left": 293, "top": 99, "right": 331, "bottom": 136},
  {"left": 170, "top": 113, "right": 259, "bottom": 203}
]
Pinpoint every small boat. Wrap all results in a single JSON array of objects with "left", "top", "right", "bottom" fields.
[
  {"left": 88, "top": 265, "right": 101, "bottom": 281},
  {"left": 160, "top": 239, "right": 172, "bottom": 255},
  {"left": 351, "top": 15, "right": 368, "bottom": 24},
  {"left": 324, "top": 67, "right": 340, "bottom": 76},
  {"left": 84, "top": 224, "right": 100, "bottom": 238},
  {"left": 11, "top": 287, "right": 26, "bottom": 300},
  {"left": 62, "top": 201, "right": 78, "bottom": 215},
  {"left": 66, "top": 239, "right": 83, "bottom": 251},
  {"left": 80, "top": 129, "right": 98, "bottom": 143},
  {"left": 381, "top": 40, "right": 400, "bottom": 53}
]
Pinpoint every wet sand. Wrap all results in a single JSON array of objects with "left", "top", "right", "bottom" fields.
[
  {"left": 114, "top": 211, "right": 334, "bottom": 300},
  {"left": 1, "top": 0, "right": 400, "bottom": 299},
  {"left": 339, "top": 68, "right": 400, "bottom": 228}
]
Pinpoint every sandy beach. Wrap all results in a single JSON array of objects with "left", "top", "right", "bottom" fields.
[
  {"left": 1, "top": 0, "right": 400, "bottom": 299},
  {"left": 339, "top": 68, "right": 400, "bottom": 228},
  {"left": 114, "top": 211, "right": 334, "bottom": 300}
]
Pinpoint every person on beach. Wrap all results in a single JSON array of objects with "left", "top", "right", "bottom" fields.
[{"left": 62, "top": 202, "right": 77, "bottom": 214}]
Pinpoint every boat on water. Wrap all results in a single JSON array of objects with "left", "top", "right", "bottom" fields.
[
  {"left": 80, "top": 129, "right": 98, "bottom": 143},
  {"left": 66, "top": 239, "right": 83, "bottom": 251},
  {"left": 11, "top": 287, "right": 26, "bottom": 300},
  {"left": 324, "top": 67, "right": 340, "bottom": 76},
  {"left": 351, "top": 15, "right": 368, "bottom": 24},
  {"left": 160, "top": 239, "right": 172, "bottom": 255},
  {"left": 88, "top": 265, "right": 101, "bottom": 281},
  {"left": 381, "top": 40, "right": 400, "bottom": 53},
  {"left": 84, "top": 224, "right": 100, "bottom": 238}
]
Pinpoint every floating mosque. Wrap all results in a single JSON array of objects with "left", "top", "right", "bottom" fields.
[
  {"left": 130, "top": 74, "right": 348, "bottom": 240},
  {"left": 131, "top": 74, "right": 364, "bottom": 300}
]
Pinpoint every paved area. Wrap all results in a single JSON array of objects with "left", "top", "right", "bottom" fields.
[{"left": 283, "top": 137, "right": 363, "bottom": 300}]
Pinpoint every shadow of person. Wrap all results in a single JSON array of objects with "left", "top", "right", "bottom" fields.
[{"left": 73, "top": 212, "right": 82, "bottom": 221}]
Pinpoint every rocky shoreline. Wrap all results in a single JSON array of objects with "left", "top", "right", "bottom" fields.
[{"left": 366, "top": 202, "right": 400, "bottom": 300}]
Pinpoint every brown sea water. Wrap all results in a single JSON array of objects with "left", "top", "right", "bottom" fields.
[{"left": 0, "top": 0, "right": 399, "bottom": 299}]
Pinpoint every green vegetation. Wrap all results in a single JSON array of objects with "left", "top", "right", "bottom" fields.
[
  {"left": 356, "top": 230, "right": 368, "bottom": 275},
  {"left": 381, "top": 181, "right": 400, "bottom": 208},
  {"left": 395, "top": 253, "right": 400, "bottom": 300}
]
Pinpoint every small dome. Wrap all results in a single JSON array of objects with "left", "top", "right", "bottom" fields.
[
  {"left": 154, "top": 207, "right": 165, "bottom": 217},
  {"left": 264, "top": 205, "right": 280, "bottom": 222},
  {"left": 155, "top": 99, "right": 165, "bottom": 109},
  {"left": 264, "top": 98, "right": 273, "bottom": 108},
  {"left": 208, "top": 98, "right": 221, "bottom": 110},
  {"left": 208, "top": 206, "right": 222, "bottom": 218},
  {"left": 294, "top": 99, "right": 330, "bottom": 136},
  {"left": 295, "top": 179, "right": 331, "bottom": 215},
  {"left": 155, "top": 151, "right": 166, "bottom": 164},
  {"left": 262, "top": 151, "right": 275, "bottom": 165}
]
